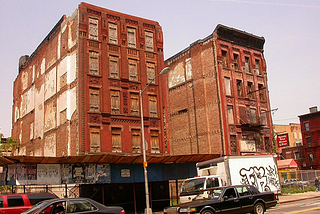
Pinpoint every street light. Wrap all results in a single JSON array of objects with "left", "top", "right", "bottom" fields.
[{"left": 140, "top": 67, "right": 170, "bottom": 214}]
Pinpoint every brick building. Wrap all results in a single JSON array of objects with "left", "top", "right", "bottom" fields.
[
  {"left": 12, "top": 2, "right": 168, "bottom": 157},
  {"left": 165, "top": 25, "right": 273, "bottom": 156}
]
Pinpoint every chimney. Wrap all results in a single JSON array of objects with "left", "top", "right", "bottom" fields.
[
  {"left": 19, "top": 55, "right": 29, "bottom": 73},
  {"left": 309, "top": 106, "right": 318, "bottom": 113}
]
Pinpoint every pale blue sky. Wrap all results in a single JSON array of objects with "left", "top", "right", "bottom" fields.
[{"left": 1, "top": 0, "right": 319, "bottom": 137}]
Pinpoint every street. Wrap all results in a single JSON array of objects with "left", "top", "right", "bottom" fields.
[{"left": 267, "top": 197, "right": 320, "bottom": 213}]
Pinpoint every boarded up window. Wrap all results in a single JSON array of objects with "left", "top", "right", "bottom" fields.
[
  {"left": 236, "top": 79, "right": 243, "bottom": 97},
  {"left": 233, "top": 53, "right": 240, "bottom": 70},
  {"left": 132, "top": 129, "right": 141, "bottom": 153},
  {"left": 128, "top": 59, "right": 138, "bottom": 81},
  {"left": 108, "top": 23, "right": 118, "bottom": 44},
  {"left": 60, "top": 72, "right": 67, "bottom": 88},
  {"left": 112, "top": 127, "right": 122, "bottom": 152},
  {"left": 147, "top": 63, "right": 155, "bottom": 83},
  {"left": 145, "top": 31, "right": 154, "bottom": 52},
  {"left": 148, "top": 95, "right": 157, "bottom": 117},
  {"left": 130, "top": 93, "right": 139, "bottom": 116},
  {"left": 109, "top": 56, "right": 119, "bottom": 78},
  {"left": 150, "top": 130, "right": 159, "bottom": 153},
  {"left": 255, "top": 59, "right": 261, "bottom": 75},
  {"left": 90, "top": 127, "right": 101, "bottom": 152},
  {"left": 230, "top": 135, "right": 237, "bottom": 155},
  {"left": 111, "top": 90, "right": 120, "bottom": 114},
  {"left": 250, "top": 108, "right": 257, "bottom": 124},
  {"left": 127, "top": 27, "right": 136, "bottom": 48},
  {"left": 245, "top": 56, "right": 250, "bottom": 73},
  {"left": 222, "top": 50, "right": 228, "bottom": 67},
  {"left": 247, "top": 82, "right": 254, "bottom": 99},
  {"left": 224, "top": 77, "right": 231, "bottom": 96},
  {"left": 89, "top": 18, "right": 98, "bottom": 40},
  {"left": 89, "top": 52, "right": 99, "bottom": 75},
  {"left": 227, "top": 105, "right": 234, "bottom": 124},
  {"left": 258, "top": 84, "right": 265, "bottom": 101},
  {"left": 89, "top": 88, "right": 100, "bottom": 112}
]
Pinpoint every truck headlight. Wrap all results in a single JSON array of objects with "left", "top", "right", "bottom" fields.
[{"left": 180, "top": 208, "right": 197, "bottom": 213}]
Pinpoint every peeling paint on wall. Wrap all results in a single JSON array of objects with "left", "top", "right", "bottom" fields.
[
  {"left": 45, "top": 68, "right": 57, "bottom": 100},
  {"left": 168, "top": 62, "right": 186, "bottom": 88},
  {"left": 57, "top": 91, "right": 67, "bottom": 126},
  {"left": 44, "top": 100, "right": 56, "bottom": 132},
  {"left": 44, "top": 133, "right": 56, "bottom": 156},
  {"left": 34, "top": 85, "right": 44, "bottom": 140},
  {"left": 67, "top": 53, "right": 77, "bottom": 83},
  {"left": 41, "top": 58, "right": 46, "bottom": 75},
  {"left": 22, "top": 71, "right": 28, "bottom": 91}
]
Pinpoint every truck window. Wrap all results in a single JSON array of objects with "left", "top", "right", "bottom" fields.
[
  {"left": 7, "top": 196, "right": 24, "bottom": 207},
  {"left": 181, "top": 178, "right": 206, "bottom": 192},
  {"left": 206, "top": 178, "right": 220, "bottom": 188},
  {"left": 0, "top": 197, "right": 3, "bottom": 208}
]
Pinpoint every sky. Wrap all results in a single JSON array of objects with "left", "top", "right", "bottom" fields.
[{"left": 0, "top": 0, "right": 319, "bottom": 137}]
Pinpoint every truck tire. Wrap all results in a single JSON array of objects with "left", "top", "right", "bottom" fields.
[
  {"left": 253, "top": 202, "right": 265, "bottom": 214},
  {"left": 201, "top": 209, "right": 214, "bottom": 214}
]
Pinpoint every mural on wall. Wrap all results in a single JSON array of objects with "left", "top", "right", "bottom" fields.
[
  {"left": 96, "top": 164, "right": 111, "bottom": 183},
  {"left": 239, "top": 165, "right": 280, "bottom": 192},
  {"left": 37, "top": 164, "right": 61, "bottom": 184}
]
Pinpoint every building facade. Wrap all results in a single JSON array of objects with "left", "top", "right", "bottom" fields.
[
  {"left": 274, "top": 123, "right": 302, "bottom": 154},
  {"left": 165, "top": 25, "right": 273, "bottom": 156},
  {"left": 12, "top": 2, "right": 167, "bottom": 157}
]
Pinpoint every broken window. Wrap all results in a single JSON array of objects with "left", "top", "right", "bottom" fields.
[
  {"left": 247, "top": 81, "right": 255, "bottom": 99},
  {"left": 127, "top": 27, "right": 136, "bottom": 48},
  {"left": 145, "top": 31, "right": 154, "bottom": 52},
  {"left": 236, "top": 79, "right": 243, "bottom": 97},
  {"left": 309, "top": 153, "right": 314, "bottom": 165},
  {"left": 109, "top": 56, "right": 119, "bottom": 78},
  {"left": 147, "top": 63, "right": 156, "bottom": 84},
  {"left": 230, "top": 135, "right": 237, "bottom": 155},
  {"left": 108, "top": 23, "right": 118, "bottom": 44},
  {"left": 150, "top": 130, "right": 160, "bottom": 153},
  {"left": 227, "top": 105, "right": 234, "bottom": 124},
  {"left": 130, "top": 93, "right": 139, "bottom": 116},
  {"left": 250, "top": 108, "right": 257, "bottom": 124},
  {"left": 89, "top": 88, "right": 100, "bottom": 112},
  {"left": 128, "top": 59, "right": 138, "bottom": 81},
  {"left": 258, "top": 84, "right": 265, "bottom": 101},
  {"left": 132, "top": 129, "right": 141, "bottom": 153},
  {"left": 224, "top": 77, "right": 231, "bottom": 96},
  {"left": 89, "top": 18, "right": 98, "bottom": 40},
  {"left": 111, "top": 90, "right": 120, "bottom": 114},
  {"left": 89, "top": 52, "right": 99, "bottom": 75},
  {"left": 90, "top": 127, "right": 101, "bottom": 152},
  {"left": 148, "top": 95, "right": 157, "bottom": 117},
  {"left": 233, "top": 53, "right": 240, "bottom": 70},
  {"left": 222, "top": 50, "right": 228, "bottom": 67},
  {"left": 245, "top": 56, "right": 251, "bottom": 73},
  {"left": 255, "top": 59, "right": 260, "bottom": 75},
  {"left": 112, "top": 127, "right": 122, "bottom": 152}
]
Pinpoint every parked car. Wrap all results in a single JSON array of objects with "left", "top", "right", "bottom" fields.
[
  {"left": 164, "top": 185, "right": 277, "bottom": 214},
  {"left": 0, "top": 193, "right": 58, "bottom": 214},
  {"left": 22, "top": 197, "right": 125, "bottom": 214}
]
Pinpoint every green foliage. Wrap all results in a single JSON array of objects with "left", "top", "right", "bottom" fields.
[
  {"left": 281, "top": 186, "right": 316, "bottom": 194},
  {"left": 0, "top": 138, "right": 19, "bottom": 155}
]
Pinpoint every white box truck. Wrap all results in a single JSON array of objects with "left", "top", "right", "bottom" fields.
[{"left": 179, "top": 155, "right": 281, "bottom": 203}]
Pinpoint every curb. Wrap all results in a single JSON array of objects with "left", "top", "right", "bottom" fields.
[{"left": 278, "top": 194, "right": 320, "bottom": 204}]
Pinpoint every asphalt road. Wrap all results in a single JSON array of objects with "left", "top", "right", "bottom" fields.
[{"left": 267, "top": 197, "right": 320, "bottom": 214}]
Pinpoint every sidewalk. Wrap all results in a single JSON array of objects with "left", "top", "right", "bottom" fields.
[{"left": 278, "top": 191, "right": 320, "bottom": 203}]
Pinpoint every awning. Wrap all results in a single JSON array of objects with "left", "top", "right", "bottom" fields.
[{"left": 277, "top": 159, "right": 298, "bottom": 170}]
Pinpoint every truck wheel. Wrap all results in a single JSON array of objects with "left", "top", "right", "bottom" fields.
[
  {"left": 253, "top": 202, "right": 265, "bottom": 214},
  {"left": 201, "top": 209, "right": 214, "bottom": 214}
]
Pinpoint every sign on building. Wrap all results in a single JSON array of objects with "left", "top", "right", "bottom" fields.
[{"left": 277, "top": 133, "right": 289, "bottom": 147}]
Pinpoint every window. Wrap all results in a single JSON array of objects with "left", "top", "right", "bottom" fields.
[
  {"left": 206, "top": 177, "right": 220, "bottom": 188},
  {"left": 90, "top": 127, "right": 101, "bottom": 152},
  {"left": 230, "top": 135, "right": 237, "bottom": 155},
  {"left": 148, "top": 95, "right": 157, "bottom": 117},
  {"left": 305, "top": 122, "right": 310, "bottom": 132},
  {"left": 109, "top": 56, "right": 119, "bottom": 78},
  {"left": 233, "top": 53, "right": 240, "bottom": 70},
  {"left": 236, "top": 80, "right": 243, "bottom": 97},
  {"left": 145, "top": 31, "right": 154, "bottom": 52},
  {"left": 224, "top": 77, "right": 231, "bottom": 96},
  {"left": 108, "top": 23, "right": 118, "bottom": 44},
  {"left": 7, "top": 196, "right": 24, "bottom": 207},
  {"left": 294, "top": 151, "right": 301, "bottom": 159},
  {"left": 255, "top": 59, "right": 260, "bottom": 75},
  {"left": 130, "top": 93, "right": 139, "bottom": 116},
  {"left": 147, "top": 63, "right": 156, "bottom": 83},
  {"left": 250, "top": 109, "right": 257, "bottom": 123},
  {"left": 89, "top": 52, "right": 99, "bottom": 75},
  {"left": 247, "top": 82, "right": 254, "bottom": 99},
  {"left": 150, "top": 130, "right": 160, "bottom": 153},
  {"left": 111, "top": 90, "right": 120, "bottom": 114},
  {"left": 245, "top": 56, "right": 250, "bottom": 73},
  {"left": 88, "top": 18, "right": 98, "bottom": 40},
  {"left": 68, "top": 200, "right": 97, "bottom": 213},
  {"left": 89, "top": 88, "right": 100, "bottom": 112},
  {"left": 258, "top": 84, "right": 265, "bottom": 101},
  {"left": 309, "top": 153, "right": 314, "bottom": 166},
  {"left": 306, "top": 137, "right": 312, "bottom": 147},
  {"left": 227, "top": 106, "right": 234, "bottom": 124},
  {"left": 112, "top": 127, "right": 122, "bottom": 152},
  {"left": 128, "top": 59, "right": 138, "bottom": 81},
  {"left": 221, "top": 50, "right": 228, "bottom": 67},
  {"left": 260, "top": 111, "right": 267, "bottom": 125},
  {"left": 127, "top": 27, "right": 136, "bottom": 48},
  {"left": 223, "top": 188, "right": 237, "bottom": 199},
  {"left": 132, "top": 129, "right": 141, "bottom": 153},
  {"left": 236, "top": 186, "right": 251, "bottom": 197},
  {"left": 0, "top": 197, "right": 3, "bottom": 208}
]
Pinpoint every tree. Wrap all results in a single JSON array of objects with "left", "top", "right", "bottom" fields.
[{"left": 0, "top": 138, "right": 19, "bottom": 156}]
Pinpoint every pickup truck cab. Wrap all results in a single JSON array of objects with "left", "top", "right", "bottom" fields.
[{"left": 0, "top": 193, "right": 58, "bottom": 214}]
